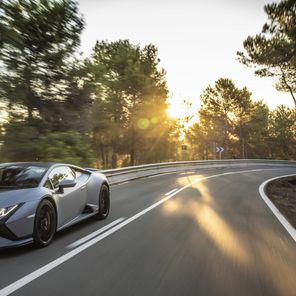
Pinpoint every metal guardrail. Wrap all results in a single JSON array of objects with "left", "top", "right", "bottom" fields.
[
  {"left": 90, "top": 159, "right": 296, "bottom": 185},
  {"left": 102, "top": 159, "right": 296, "bottom": 176}
]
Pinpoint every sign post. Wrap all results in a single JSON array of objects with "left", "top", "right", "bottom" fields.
[
  {"left": 215, "top": 146, "right": 224, "bottom": 160},
  {"left": 181, "top": 144, "right": 187, "bottom": 160}
]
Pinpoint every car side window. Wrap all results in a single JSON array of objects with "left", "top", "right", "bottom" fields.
[
  {"left": 48, "top": 166, "right": 75, "bottom": 189},
  {"left": 44, "top": 178, "right": 53, "bottom": 190},
  {"left": 72, "top": 168, "right": 90, "bottom": 183}
]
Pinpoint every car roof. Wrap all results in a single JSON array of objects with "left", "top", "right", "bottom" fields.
[{"left": 0, "top": 162, "right": 57, "bottom": 168}]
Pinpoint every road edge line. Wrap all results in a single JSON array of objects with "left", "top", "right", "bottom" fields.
[{"left": 258, "top": 174, "right": 296, "bottom": 243}]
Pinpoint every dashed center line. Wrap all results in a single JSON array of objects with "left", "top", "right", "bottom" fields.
[
  {"left": 67, "top": 217, "right": 126, "bottom": 249},
  {"left": 165, "top": 188, "right": 178, "bottom": 196}
]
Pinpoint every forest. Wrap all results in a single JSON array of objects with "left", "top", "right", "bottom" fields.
[{"left": 0, "top": 0, "right": 295, "bottom": 168}]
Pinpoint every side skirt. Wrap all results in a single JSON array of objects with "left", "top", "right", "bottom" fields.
[{"left": 56, "top": 211, "right": 98, "bottom": 232}]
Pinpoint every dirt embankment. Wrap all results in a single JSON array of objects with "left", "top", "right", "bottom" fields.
[{"left": 266, "top": 176, "right": 296, "bottom": 229}]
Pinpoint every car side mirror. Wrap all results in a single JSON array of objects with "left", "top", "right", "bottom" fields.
[{"left": 58, "top": 179, "right": 77, "bottom": 193}]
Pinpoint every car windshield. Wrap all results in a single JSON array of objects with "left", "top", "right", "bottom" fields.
[{"left": 0, "top": 165, "right": 47, "bottom": 189}]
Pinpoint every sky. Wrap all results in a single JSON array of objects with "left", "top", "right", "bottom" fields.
[{"left": 77, "top": 0, "right": 294, "bottom": 116}]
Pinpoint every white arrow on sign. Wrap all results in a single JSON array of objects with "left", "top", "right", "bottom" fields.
[{"left": 216, "top": 147, "right": 224, "bottom": 153}]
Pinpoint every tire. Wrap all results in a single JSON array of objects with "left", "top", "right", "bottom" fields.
[
  {"left": 33, "top": 199, "right": 57, "bottom": 248},
  {"left": 96, "top": 184, "right": 110, "bottom": 220}
]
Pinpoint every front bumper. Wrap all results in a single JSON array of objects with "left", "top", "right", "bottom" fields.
[
  {"left": 0, "top": 236, "right": 33, "bottom": 249},
  {"left": 0, "top": 201, "right": 36, "bottom": 249}
]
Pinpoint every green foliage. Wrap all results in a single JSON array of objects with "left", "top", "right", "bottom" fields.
[
  {"left": 0, "top": 120, "right": 40, "bottom": 162},
  {"left": 38, "top": 131, "right": 95, "bottom": 166},
  {"left": 197, "top": 78, "right": 254, "bottom": 158},
  {"left": 0, "top": 119, "right": 95, "bottom": 166},
  {"left": 269, "top": 105, "right": 296, "bottom": 159},
  {"left": 245, "top": 101, "right": 270, "bottom": 158},
  {"left": 237, "top": 0, "right": 296, "bottom": 106},
  {"left": 0, "top": 0, "right": 84, "bottom": 121},
  {"left": 186, "top": 122, "right": 208, "bottom": 160},
  {"left": 0, "top": 0, "right": 96, "bottom": 167},
  {"left": 187, "top": 79, "right": 270, "bottom": 160},
  {"left": 90, "top": 40, "right": 170, "bottom": 167}
]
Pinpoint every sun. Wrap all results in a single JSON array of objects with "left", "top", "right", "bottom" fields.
[
  {"left": 166, "top": 97, "right": 198, "bottom": 124},
  {"left": 167, "top": 99, "right": 189, "bottom": 119},
  {"left": 167, "top": 103, "right": 186, "bottom": 119}
]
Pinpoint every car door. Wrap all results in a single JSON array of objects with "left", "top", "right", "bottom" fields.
[{"left": 48, "top": 166, "right": 87, "bottom": 226}]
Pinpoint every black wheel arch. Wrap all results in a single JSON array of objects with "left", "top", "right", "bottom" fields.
[
  {"left": 36, "top": 196, "right": 58, "bottom": 231},
  {"left": 102, "top": 181, "right": 110, "bottom": 191}
]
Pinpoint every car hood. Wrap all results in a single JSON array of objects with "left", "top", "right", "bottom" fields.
[{"left": 0, "top": 188, "right": 43, "bottom": 207}]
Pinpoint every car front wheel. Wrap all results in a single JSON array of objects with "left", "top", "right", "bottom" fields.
[
  {"left": 96, "top": 184, "right": 110, "bottom": 220},
  {"left": 33, "top": 199, "right": 57, "bottom": 248}
]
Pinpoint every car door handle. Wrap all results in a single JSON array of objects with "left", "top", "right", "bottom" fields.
[{"left": 80, "top": 185, "right": 86, "bottom": 191}]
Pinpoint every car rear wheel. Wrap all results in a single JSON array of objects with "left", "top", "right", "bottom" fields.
[
  {"left": 33, "top": 199, "right": 57, "bottom": 248},
  {"left": 96, "top": 184, "right": 110, "bottom": 220}
]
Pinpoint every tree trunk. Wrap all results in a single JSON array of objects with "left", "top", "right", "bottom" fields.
[
  {"left": 111, "top": 152, "right": 117, "bottom": 168},
  {"left": 130, "top": 145, "right": 135, "bottom": 166},
  {"left": 280, "top": 67, "right": 296, "bottom": 107},
  {"left": 25, "top": 66, "right": 34, "bottom": 124},
  {"left": 224, "top": 125, "right": 229, "bottom": 159},
  {"left": 130, "top": 126, "right": 136, "bottom": 166},
  {"left": 239, "top": 123, "right": 245, "bottom": 159},
  {"left": 105, "top": 151, "right": 109, "bottom": 169},
  {"left": 27, "top": 103, "right": 33, "bottom": 124},
  {"left": 241, "top": 138, "right": 245, "bottom": 159},
  {"left": 99, "top": 140, "right": 106, "bottom": 169},
  {"left": 205, "top": 145, "right": 208, "bottom": 160}
]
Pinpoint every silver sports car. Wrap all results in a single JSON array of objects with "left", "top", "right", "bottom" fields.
[{"left": 0, "top": 162, "right": 110, "bottom": 248}]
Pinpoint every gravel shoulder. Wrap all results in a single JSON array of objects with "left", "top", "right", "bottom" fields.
[{"left": 266, "top": 176, "right": 296, "bottom": 229}]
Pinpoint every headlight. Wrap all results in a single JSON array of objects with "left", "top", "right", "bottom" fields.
[{"left": 0, "top": 204, "right": 19, "bottom": 219}]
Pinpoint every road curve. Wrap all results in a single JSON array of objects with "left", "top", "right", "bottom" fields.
[{"left": 0, "top": 165, "right": 295, "bottom": 296}]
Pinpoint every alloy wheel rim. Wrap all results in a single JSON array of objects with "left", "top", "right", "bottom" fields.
[
  {"left": 101, "top": 190, "right": 109, "bottom": 216},
  {"left": 36, "top": 205, "right": 55, "bottom": 243}
]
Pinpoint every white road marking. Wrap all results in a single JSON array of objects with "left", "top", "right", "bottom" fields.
[
  {"left": 120, "top": 181, "right": 130, "bottom": 185},
  {"left": 66, "top": 218, "right": 126, "bottom": 249},
  {"left": 165, "top": 188, "right": 178, "bottom": 196},
  {"left": 147, "top": 175, "right": 158, "bottom": 178},
  {"left": 112, "top": 172, "right": 180, "bottom": 185},
  {"left": 0, "top": 168, "right": 289, "bottom": 296},
  {"left": 259, "top": 174, "right": 296, "bottom": 243},
  {"left": 179, "top": 171, "right": 195, "bottom": 175},
  {"left": 147, "top": 172, "right": 178, "bottom": 178},
  {"left": 111, "top": 181, "right": 130, "bottom": 187}
]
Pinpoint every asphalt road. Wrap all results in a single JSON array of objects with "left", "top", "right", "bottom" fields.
[{"left": 0, "top": 165, "right": 296, "bottom": 296}]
